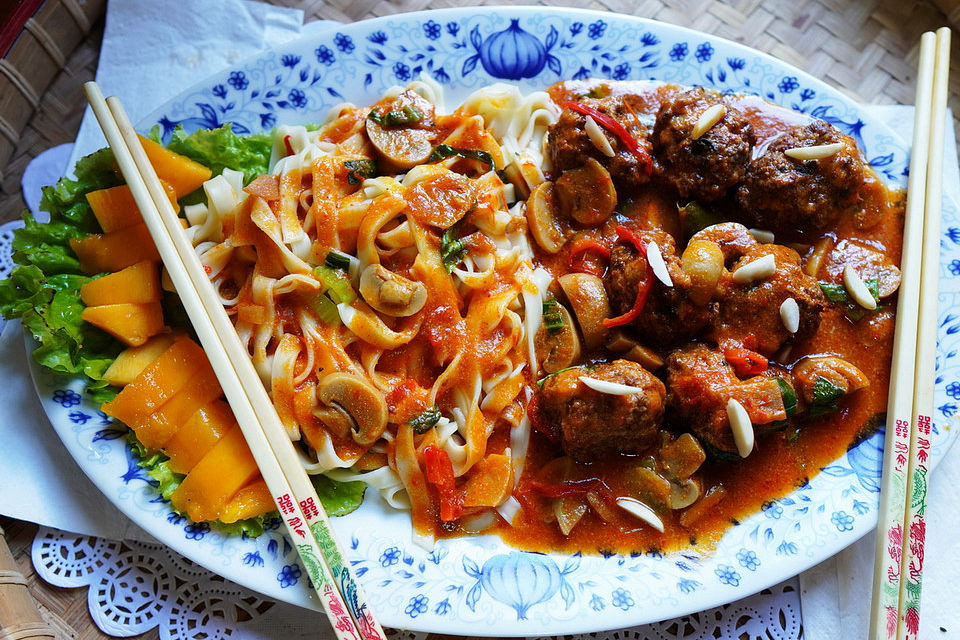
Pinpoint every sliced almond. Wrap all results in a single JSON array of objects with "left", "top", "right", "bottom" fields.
[
  {"left": 584, "top": 115, "right": 616, "bottom": 158},
  {"left": 615, "top": 496, "right": 665, "bottom": 532},
  {"left": 579, "top": 376, "right": 647, "bottom": 395},
  {"left": 732, "top": 253, "right": 776, "bottom": 284},
  {"left": 726, "top": 398, "right": 754, "bottom": 458},
  {"left": 843, "top": 265, "right": 877, "bottom": 310},
  {"left": 646, "top": 241, "right": 674, "bottom": 287},
  {"left": 783, "top": 142, "right": 844, "bottom": 160},
  {"left": 780, "top": 297, "right": 800, "bottom": 333},
  {"left": 691, "top": 104, "right": 726, "bottom": 140},
  {"left": 748, "top": 228, "right": 775, "bottom": 244}
]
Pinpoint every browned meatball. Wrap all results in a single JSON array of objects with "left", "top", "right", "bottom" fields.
[
  {"left": 736, "top": 120, "right": 864, "bottom": 237},
  {"left": 666, "top": 344, "right": 788, "bottom": 457},
  {"left": 708, "top": 244, "right": 825, "bottom": 355},
  {"left": 547, "top": 95, "right": 652, "bottom": 190},
  {"left": 537, "top": 360, "right": 665, "bottom": 462},
  {"left": 605, "top": 229, "right": 715, "bottom": 346},
  {"left": 652, "top": 87, "right": 754, "bottom": 202}
]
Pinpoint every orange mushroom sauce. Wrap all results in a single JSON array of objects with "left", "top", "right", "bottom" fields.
[{"left": 448, "top": 79, "right": 904, "bottom": 555}]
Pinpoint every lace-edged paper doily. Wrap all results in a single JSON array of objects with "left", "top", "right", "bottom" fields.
[{"left": 31, "top": 526, "right": 802, "bottom": 639}]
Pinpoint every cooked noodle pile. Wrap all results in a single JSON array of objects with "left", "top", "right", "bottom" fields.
[{"left": 182, "top": 81, "right": 559, "bottom": 541}]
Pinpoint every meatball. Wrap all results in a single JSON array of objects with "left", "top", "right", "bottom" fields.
[
  {"left": 666, "top": 344, "right": 788, "bottom": 457},
  {"left": 708, "top": 244, "right": 825, "bottom": 354},
  {"left": 605, "top": 229, "right": 715, "bottom": 346},
  {"left": 652, "top": 87, "right": 754, "bottom": 202},
  {"left": 537, "top": 360, "right": 665, "bottom": 462},
  {"left": 547, "top": 95, "right": 652, "bottom": 190},
  {"left": 736, "top": 119, "right": 864, "bottom": 237}
]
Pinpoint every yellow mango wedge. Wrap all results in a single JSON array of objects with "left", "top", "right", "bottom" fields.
[
  {"left": 169, "top": 424, "right": 260, "bottom": 522},
  {"left": 80, "top": 260, "right": 161, "bottom": 306},
  {"left": 81, "top": 302, "right": 165, "bottom": 347},
  {"left": 135, "top": 362, "right": 223, "bottom": 451},
  {"left": 102, "top": 336, "right": 204, "bottom": 427},
  {"left": 70, "top": 223, "right": 160, "bottom": 275},
  {"left": 219, "top": 480, "right": 274, "bottom": 524},
  {"left": 85, "top": 182, "right": 180, "bottom": 234},
  {"left": 103, "top": 333, "right": 177, "bottom": 387},
  {"left": 164, "top": 399, "right": 234, "bottom": 475},
  {"left": 138, "top": 135, "right": 212, "bottom": 198}
]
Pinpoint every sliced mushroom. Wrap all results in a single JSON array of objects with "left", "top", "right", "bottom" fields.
[
  {"left": 660, "top": 433, "right": 706, "bottom": 480},
  {"left": 554, "top": 157, "right": 617, "bottom": 225},
  {"left": 558, "top": 272, "right": 610, "bottom": 350},
  {"left": 359, "top": 264, "right": 427, "bottom": 317},
  {"left": 534, "top": 303, "right": 582, "bottom": 373},
  {"left": 681, "top": 239, "right": 725, "bottom": 305},
  {"left": 604, "top": 330, "right": 663, "bottom": 370},
  {"left": 668, "top": 478, "right": 701, "bottom": 510},
  {"left": 622, "top": 465, "right": 671, "bottom": 511},
  {"left": 316, "top": 373, "right": 388, "bottom": 445},
  {"left": 365, "top": 90, "right": 436, "bottom": 171},
  {"left": 792, "top": 355, "right": 869, "bottom": 405},
  {"left": 525, "top": 181, "right": 567, "bottom": 253}
]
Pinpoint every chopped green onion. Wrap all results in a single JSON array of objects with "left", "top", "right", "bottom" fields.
[
  {"left": 427, "top": 144, "right": 496, "bottom": 170},
  {"left": 324, "top": 250, "right": 351, "bottom": 271},
  {"left": 344, "top": 159, "right": 377, "bottom": 185},
  {"left": 314, "top": 265, "right": 356, "bottom": 304},
  {"left": 440, "top": 225, "right": 468, "bottom": 273},
  {"left": 409, "top": 406, "right": 442, "bottom": 434},
  {"left": 314, "top": 294, "right": 340, "bottom": 325},
  {"left": 367, "top": 105, "right": 424, "bottom": 127},
  {"left": 542, "top": 299, "right": 565, "bottom": 334},
  {"left": 776, "top": 377, "right": 797, "bottom": 417}
]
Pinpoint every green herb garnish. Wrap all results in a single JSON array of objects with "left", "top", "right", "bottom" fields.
[
  {"left": 367, "top": 105, "right": 424, "bottom": 127},
  {"left": 427, "top": 144, "right": 495, "bottom": 170},
  {"left": 819, "top": 278, "right": 880, "bottom": 321},
  {"left": 542, "top": 298, "right": 565, "bottom": 334},
  {"left": 409, "top": 406, "right": 442, "bottom": 434},
  {"left": 809, "top": 376, "right": 846, "bottom": 417},
  {"left": 776, "top": 377, "right": 798, "bottom": 417},
  {"left": 344, "top": 159, "right": 377, "bottom": 185},
  {"left": 440, "top": 224, "right": 468, "bottom": 273}
]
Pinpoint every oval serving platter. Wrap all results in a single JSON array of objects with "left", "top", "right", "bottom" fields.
[{"left": 31, "top": 7, "right": 960, "bottom": 636}]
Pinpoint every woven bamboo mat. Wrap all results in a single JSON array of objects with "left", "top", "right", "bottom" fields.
[{"left": 1, "top": 1, "right": 959, "bottom": 638}]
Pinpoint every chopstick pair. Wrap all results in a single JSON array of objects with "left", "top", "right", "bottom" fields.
[
  {"left": 82, "top": 82, "right": 384, "bottom": 640},
  {"left": 869, "top": 27, "right": 951, "bottom": 640}
]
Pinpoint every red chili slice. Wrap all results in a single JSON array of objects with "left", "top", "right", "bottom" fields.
[
  {"left": 423, "top": 444, "right": 463, "bottom": 522},
  {"left": 567, "top": 238, "right": 611, "bottom": 277},
  {"left": 561, "top": 101, "right": 653, "bottom": 175},
  {"left": 283, "top": 134, "right": 295, "bottom": 156},
  {"left": 602, "top": 226, "right": 651, "bottom": 328},
  {"left": 722, "top": 342, "right": 769, "bottom": 376}
]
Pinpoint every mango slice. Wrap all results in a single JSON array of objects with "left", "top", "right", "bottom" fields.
[{"left": 81, "top": 301, "right": 164, "bottom": 347}]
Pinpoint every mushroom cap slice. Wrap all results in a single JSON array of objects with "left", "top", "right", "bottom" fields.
[
  {"left": 525, "top": 181, "right": 567, "bottom": 254},
  {"left": 316, "top": 373, "right": 388, "bottom": 446},
  {"left": 359, "top": 264, "right": 428, "bottom": 317},
  {"left": 558, "top": 272, "right": 611, "bottom": 350},
  {"left": 366, "top": 90, "right": 436, "bottom": 171},
  {"left": 534, "top": 303, "right": 582, "bottom": 373},
  {"left": 554, "top": 157, "right": 617, "bottom": 226}
]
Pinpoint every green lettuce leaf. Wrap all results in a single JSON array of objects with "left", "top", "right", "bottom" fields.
[
  {"left": 311, "top": 473, "right": 366, "bottom": 516},
  {"left": 162, "top": 124, "right": 272, "bottom": 185}
]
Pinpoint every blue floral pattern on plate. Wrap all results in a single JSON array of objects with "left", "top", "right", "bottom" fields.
[{"left": 33, "top": 7, "right": 960, "bottom": 637}]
